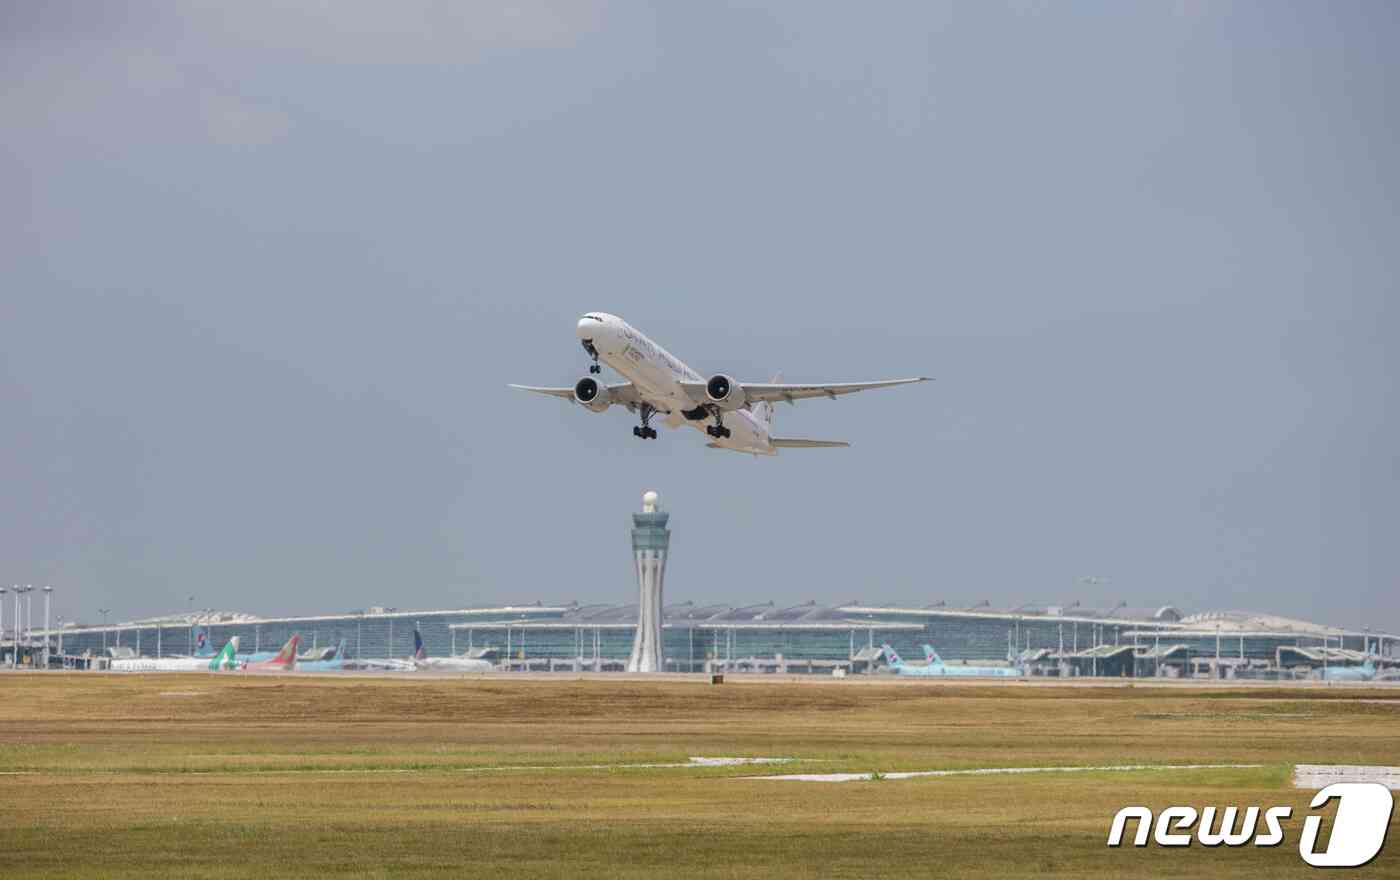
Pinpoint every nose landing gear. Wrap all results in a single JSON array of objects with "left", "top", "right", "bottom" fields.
[{"left": 581, "top": 339, "right": 601, "bottom": 373}]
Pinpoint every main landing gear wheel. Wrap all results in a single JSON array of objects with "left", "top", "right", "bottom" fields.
[
  {"left": 705, "top": 406, "right": 731, "bottom": 439},
  {"left": 633, "top": 404, "right": 659, "bottom": 440}
]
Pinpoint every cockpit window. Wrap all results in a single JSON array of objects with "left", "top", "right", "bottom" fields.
[{"left": 583, "top": 314, "right": 604, "bottom": 322}]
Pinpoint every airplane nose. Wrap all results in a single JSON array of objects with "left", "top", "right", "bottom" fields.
[{"left": 578, "top": 314, "right": 613, "bottom": 340}]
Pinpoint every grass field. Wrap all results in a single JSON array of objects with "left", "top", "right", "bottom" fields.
[{"left": 2, "top": 673, "right": 1398, "bottom": 878}]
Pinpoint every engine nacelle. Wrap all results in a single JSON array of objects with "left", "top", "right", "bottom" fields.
[
  {"left": 705, "top": 374, "right": 747, "bottom": 411},
  {"left": 573, "top": 377, "right": 612, "bottom": 412}
]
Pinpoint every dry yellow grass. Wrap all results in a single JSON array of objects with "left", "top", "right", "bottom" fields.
[{"left": 2, "top": 673, "right": 1398, "bottom": 878}]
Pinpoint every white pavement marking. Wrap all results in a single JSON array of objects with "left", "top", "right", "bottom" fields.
[
  {"left": 742, "top": 763, "right": 1262, "bottom": 782},
  {"left": 0, "top": 757, "right": 800, "bottom": 778},
  {"left": 457, "top": 756, "right": 797, "bottom": 773},
  {"left": 1293, "top": 764, "right": 1400, "bottom": 790}
]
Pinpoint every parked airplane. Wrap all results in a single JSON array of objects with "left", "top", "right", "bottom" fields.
[
  {"left": 511, "top": 312, "right": 929, "bottom": 454},
  {"left": 242, "top": 637, "right": 340, "bottom": 664},
  {"left": 296, "top": 640, "right": 349, "bottom": 672},
  {"left": 110, "top": 638, "right": 241, "bottom": 672},
  {"left": 881, "top": 644, "right": 1023, "bottom": 678},
  {"left": 1317, "top": 660, "right": 1377, "bottom": 682},
  {"left": 245, "top": 635, "right": 301, "bottom": 671},
  {"left": 348, "top": 657, "right": 417, "bottom": 672},
  {"left": 413, "top": 626, "right": 493, "bottom": 672}
]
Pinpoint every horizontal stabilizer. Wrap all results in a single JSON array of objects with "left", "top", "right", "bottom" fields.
[{"left": 771, "top": 438, "right": 850, "bottom": 448}]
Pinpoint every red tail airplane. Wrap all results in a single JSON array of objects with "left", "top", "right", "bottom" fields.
[{"left": 247, "top": 634, "right": 300, "bottom": 671}]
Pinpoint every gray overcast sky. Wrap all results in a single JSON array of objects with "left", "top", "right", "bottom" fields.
[{"left": 3, "top": 2, "right": 1397, "bottom": 630}]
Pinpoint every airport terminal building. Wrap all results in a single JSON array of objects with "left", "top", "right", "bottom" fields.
[{"left": 22, "top": 600, "right": 1399, "bottom": 679}]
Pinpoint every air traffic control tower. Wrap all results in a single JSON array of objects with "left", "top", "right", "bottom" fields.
[{"left": 626, "top": 490, "right": 670, "bottom": 673}]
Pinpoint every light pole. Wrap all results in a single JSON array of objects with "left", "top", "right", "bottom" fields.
[
  {"left": 1215, "top": 623, "right": 1221, "bottom": 680},
  {"left": 56, "top": 616, "right": 64, "bottom": 666},
  {"left": 25, "top": 585, "right": 34, "bottom": 655},
  {"left": 1078, "top": 577, "right": 1109, "bottom": 678},
  {"left": 43, "top": 586, "right": 52, "bottom": 669},
  {"left": 11, "top": 587, "right": 19, "bottom": 668},
  {"left": 99, "top": 608, "right": 111, "bottom": 653},
  {"left": 17, "top": 586, "right": 33, "bottom": 666},
  {"left": 0, "top": 587, "right": 6, "bottom": 667}
]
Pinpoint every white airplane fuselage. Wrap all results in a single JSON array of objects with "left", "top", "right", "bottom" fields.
[
  {"left": 110, "top": 656, "right": 215, "bottom": 672},
  {"left": 577, "top": 313, "right": 774, "bottom": 454},
  {"left": 892, "top": 663, "right": 1022, "bottom": 678},
  {"left": 415, "top": 657, "right": 494, "bottom": 673}
]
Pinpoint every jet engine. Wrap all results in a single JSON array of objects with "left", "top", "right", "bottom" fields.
[
  {"left": 705, "top": 374, "right": 746, "bottom": 411},
  {"left": 573, "top": 376, "right": 612, "bottom": 412}
]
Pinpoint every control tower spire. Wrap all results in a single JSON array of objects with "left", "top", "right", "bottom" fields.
[{"left": 626, "top": 490, "right": 670, "bottom": 673}]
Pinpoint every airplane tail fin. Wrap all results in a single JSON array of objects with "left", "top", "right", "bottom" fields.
[
  {"left": 267, "top": 634, "right": 300, "bottom": 668},
  {"left": 193, "top": 626, "right": 212, "bottom": 657},
  {"left": 751, "top": 372, "right": 779, "bottom": 433},
  {"left": 332, "top": 638, "right": 347, "bottom": 660},
  {"left": 753, "top": 399, "right": 775, "bottom": 431},
  {"left": 922, "top": 644, "right": 945, "bottom": 666},
  {"left": 209, "top": 637, "right": 239, "bottom": 671},
  {"left": 413, "top": 625, "right": 427, "bottom": 661},
  {"left": 881, "top": 643, "right": 903, "bottom": 667}
]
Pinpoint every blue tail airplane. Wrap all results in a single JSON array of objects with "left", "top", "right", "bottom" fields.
[{"left": 882, "top": 644, "right": 1023, "bottom": 678}]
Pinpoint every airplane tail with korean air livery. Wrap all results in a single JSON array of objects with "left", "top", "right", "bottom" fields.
[{"left": 881, "top": 644, "right": 906, "bottom": 668}]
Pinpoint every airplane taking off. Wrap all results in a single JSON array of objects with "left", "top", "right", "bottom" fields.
[
  {"left": 881, "top": 644, "right": 1023, "bottom": 678},
  {"left": 511, "top": 313, "right": 929, "bottom": 454},
  {"left": 110, "top": 638, "right": 241, "bottom": 672},
  {"left": 413, "top": 626, "right": 493, "bottom": 672}
]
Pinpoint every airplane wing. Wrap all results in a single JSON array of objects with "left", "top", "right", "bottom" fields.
[
  {"left": 679, "top": 377, "right": 930, "bottom": 405},
  {"left": 508, "top": 383, "right": 643, "bottom": 406}
]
